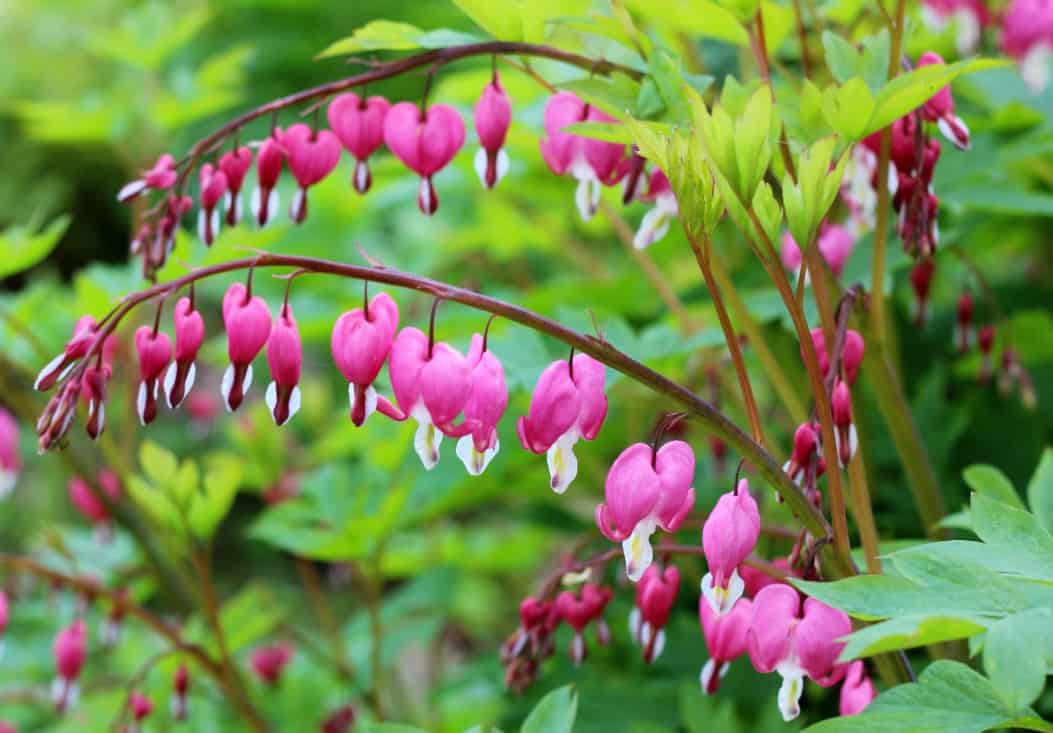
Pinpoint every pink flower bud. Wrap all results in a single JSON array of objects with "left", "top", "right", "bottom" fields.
[
  {"left": 197, "top": 163, "right": 229, "bottom": 246},
  {"left": 250, "top": 642, "right": 294, "bottom": 685},
  {"left": 473, "top": 73, "right": 512, "bottom": 189},
  {"left": 634, "top": 170, "right": 679, "bottom": 249},
  {"left": 252, "top": 133, "right": 286, "bottom": 227},
  {"left": 554, "top": 584, "right": 612, "bottom": 665},
  {"left": 516, "top": 353, "right": 608, "bottom": 493},
  {"left": 629, "top": 564, "right": 680, "bottom": 663},
  {"left": 699, "top": 595, "right": 752, "bottom": 694},
  {"left": 701, "top": 479, "right": 760, "bottom": 615},
  {"left": 134, "top": 325, "right": 173, "bottom": 426},
  {"left": 265, "top": 302, "right": 303, "bottom": 426},
  {"left": 956, "top": 290, "right": 974, "bottom": 353},
  {"left": 69, "top": 470, "right": 122, "bottom": 525},
  {"left": 456, "top": 333, "right": 508, "bottom": 475},
  {"left": 322, "top": 705, "right": 357, "bottom": 733},
  {"left": 781, "top": 231, "right": 803, "bottom": 273},
  {"left": 388, "top": 328, "right": 475, "bottom": 470},
  {"left": 784, "top": 422, "right": 818, "bottom": 487},
  {"left": 165, "top": 296, "right": 205, "bottom": 409},
  {"left": 53, "top": 619, "right": 87, "bottom": 711},
  {"left": 282, "top": 123, "right": 341, "bottom": 223},
  {"left": 832, "top": 380, "right": 857, "bottom": 468},
  {"left": 117, "top": 154, "right": 177, "bottom": 202},
  {"left": 82, "top": 361, "right": 112, "bottom": 440},
  {"left": 818, "top": 223, "right": 856, "bottom": 277},
  {"left": 383, "top": 102, "right": 466, "bottom": 215},
  {"left": 0, "top": 408, "right": 21, "bottom": 499},
  {"left": 596, "top": 441, "right": 696, "bottom": 582},
  {"left": 0, "top": 590, "right": 8, "bottom": 639},
  {"left": 328, "top": 92, "right": 390, "bottom": 194},
  {"left": 842, "top": 330, "right": 865, "bottom": 385},
  {"left": 35, "top": 316, "right": 98, "bottom": 392},
  {"left": 172, "top": 663, "right": 190, "bottom": 720},
  {"left": 219, "top": 146, "right": 253, "bottom": 226},
  {"left": 131, "top": 691, "right": 153, "bottom": 722},
  {"left": 978, "top": 324, "right": 996, "bottom": 381},
  {"left": 839, "top": 660, "right": 877, "bottom": 716},
  {"left": 918, "top": 52, "right": 971, "bottom": 149},
  {"left": 331, "top": 291, "right": 400, "bottom": 427},
  {"left": 221, "top": 282, "right": 273, "bottom": 412}
]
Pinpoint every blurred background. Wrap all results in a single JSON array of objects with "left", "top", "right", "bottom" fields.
[{"left": 1, "top": 1, "right": 1052, "bottom": 731}]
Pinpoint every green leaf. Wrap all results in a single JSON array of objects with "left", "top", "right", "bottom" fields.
[
  {"left": 563, "top": 121, "right": 634, "bottom": 143},
  {"left": 139, "top": 440, "right": 179, "bottom": 491},
  {"left": 186, "top": 453, "right": 241, "bottom": 539},
  {"left": 840, "top": 614, "right": 988, "bottom": 660},
  {"left": 521, "top": 685, "right": 578, "bottom": 733},
  {"left": 0, "top": 215, "right": 70, "bottom": 279},
  {"left": 1027, "top": 447, "right": 1053, "bottom": 533},
  {"left": 803, "top": 661, "right": 1052, "bottom": 733},
  {"left": 823, "top": 78, "right": 874, "bottom": 140},
  {"left": 983, "top": 608, "right": 1053, "bottom": 710},
  {"left": 362, "top": 725, "right": 430, "bottom": 733},
  {"left": 450, "top": 0, "right": 524, "bottom": 40},
  {"left": 889, "top": 540, "right": 1053, "bottom": 585},
  {"left": 962, "top": 464, "right": 1024, "bottom": 509},
  {"left": 822, "top": 31, "right": 861, "bottom": 84},
  {"left": 860, "top": 29, "right": 890, "bottom": 91},
  {"left": 557, "top": 76, "right": 640, "bottom": 117},
  {"left": 970, "top": 493, "right": 1053, "bottom": 569},
  {"left": 318, "top": 21, "right": 483, "bottom": 57}
]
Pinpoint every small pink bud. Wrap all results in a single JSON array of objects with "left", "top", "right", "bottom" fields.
[
  {"left": 383, "top": 102, "right": 466, "bottom": 215},
  {"left": 918, "top": 52, "right": 971, "bottom": 149},
  {"left": 117, "top": 154, "right": 177, "bottom": 202},
  {"left": 69, "top": 470, "right": 122, "bottom": 525},
  {"left": 832, "top": 380, "right": 857, "bottom": 468},
  {"left": 839, "top": 660, "right": 877, "bottom": 716},
  {"left": 82, "top": 361, "right": 112, "bottom": 440},
  {"left": 250, "top": 642, "right": 294, "bottom": 685},
  {"left": 699, "top": 595, "right": 752, "bottom": 694},
  {"left": 630, "top": 564, "right": 680, "bottom": 663},
  {"left": 781, "top": 231, "right": 803, "bottom": 273},
  {"left": 456, "top": 333, "right": 509, "bottom": 476},
  {"left": 322, "top": 705, "right": 357, "bottom": 733},
  {"left": 328, "top": 92, "right": 391, "bottom": 194},
  {"left": 131, "top": 691, "right": 153, "bottom": 722},
  {"left": 473, "top": 73, "right": 512, "bottom": 189},
  {"left": 171, "top": 663, "right": 190, "bottom": 720},
  {"left": 634, "top": 170, "right": 679, "bottom": 249},
  {"left": 221, "top": 282, "right": 273, "bottom": 412},
  {"left": 219, "top": 146, "right": 253, "bottom": 226},
  {"left": 784, "top": 422, "right": 819, "bottom": 487},
  {"left": 197, "top": 163, "right": 229, "bottom": 246},
  {"left": 282, "top": 123, "right": 341, "bottom": 223},
  {"left": 265, "top": 301, "right": 303, "bottom": 426},
  {"left": 252, "top": 133, "right": 286, "bottom": 227},
  {"left": 818, "top": 223, "right": 856, "bottom": 277},
  {"left": 35, "top": 316, "right": 98, "bottom": 392},
  {"left": 0, "top": 408, "right": 21, "bottom": 498},
  {"left": 701, "top": 479, "right": 760, "bottom": 615},
  {"left": 978, "top": 324, "right": 996, "bottom": 382},
  {"left": 134, "top": 325, "right": 173, "bottom": 426},
  {"left": 165, "top": 296, "right": 205, "bottom": 409},
  {"left": 53, "top": 619, "right": 87, "bottom": 712},
  {"left": 0, "top": 590, "right": 8, "bottom": 639},
  {"left": 331, "top": 291, "right": 400, "bottom": 427},
  {"left": 554, "top": 584, "right": 612, "bottom": 666}
]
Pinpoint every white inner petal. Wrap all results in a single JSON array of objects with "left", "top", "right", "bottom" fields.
[
  {"left": 136, "top": 381, "right": 148, "bottom": 425},
  {"left": 622, "top": 518, "right": 657, "bottom": 582},
  {"left": 413, "top": 416, "right": 443, "bottom": 470},
  {"left": 456, "top": 435, "right": 499, "bottom": 476},
  {"left": 546, "top": 430, "right": 580, "bottom": 494}
]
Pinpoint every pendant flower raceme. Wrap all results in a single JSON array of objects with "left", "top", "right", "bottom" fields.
[
  {"left": 383, "top": 102, "right": 466, "bottom": 215},
  {"left": 35, "top": 316, "right": 99, "bottom": 392},
  {"left": 283, "top": 123, "right": 341, "bottom": 224},
  {"left": 331, "top": 291, "right": 400, "bottom": 426},
  {"left": 327, "top": 92, "right": 390, "bottom": 193},
  {"left": 473, "top": 73, "right": 512, "bottom": 189},
  {"left": 517, "top": 353, "right": 607, "bottom": 494},
  {"left": 699, "top": 595, "right": 752, "bottom": 694},
  {"left": 634, "top": 170, "right": 678, "bottom": 250},
  {"left": 701, "top": 478, "right": 760, "bottom": 615},
  {"left": 265, "top": 301, "right": 303, "bottom": 426},
  {"left": 628, "top": 564, "right": 680, "bottom": 663},
  {"left": 456, "top": 333, "right": 508, "bottom": 475},
  {"left": 221, "top": 282, "right": 274, "bottom": 412},
  {"left": 164, "top": 295, "right": 205, "bottom": 409},
  {"left": 251, "top": 133, "right": 286, "bottom": 227},
  {"left": 134, "top": 324, "right": 173, "bottom": 426},
  {"left": 596, "top": 440, "right": 696, "bottom": 582},
  {"left": 0, "top": 408, "right": 20, "bottom": 500}
]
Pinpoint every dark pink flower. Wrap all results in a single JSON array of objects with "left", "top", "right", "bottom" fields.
[
  {"left": 331, "top": 291, "right": 400, "bottom": 427},
  {"left": 250, "top": 642, "right": 294, "bottom": 685},
  {"left": 0, "top": 590, "right": 8, "bottom": 641},
  {"left": 82, "top": 360, "right": 112, "bottom": 441},
  {"left": 52, "top": 619, "right": 87, "bottom": 712},
  {"left": 818, "top": 223, "right": 856, "bottom": 277},
  {"left": 783, "top": 422, "right": 819, "bottom": 488},
  {"left": 197, "top": 163, "right": 229, "bottom": 246},
  {"left": 251, "top": 132, "right": 286, "bottom": 227},
  {"left": 172, "top": 663, "right": 190, "bottom": 720},
  {"left": 0, "top": 408, "right": 20, "bottom": 499},
  {"left": 383, "top": 102, "right": 466, "bottom": 215},
  {"left": 117, "top": 154, "right": 177, "bottom": 202},
  {"left": 265, "top": 301, "right": 303, "bottom": 426},
  {"left": 282, "top": 123, "right": 341, "bottom": 223},
  {"left": 131, "top": 691, "right": 153, "bottom": 724},
  {"left": 956, "top": 290, "right": 974, "bottom": 353},
  {"left": 701, "top": 479, "right": 761, "bottom": 615},
  {"left": 700, "top": 595, "right": 752, "bottom": 694},
  {"left": 221, "top": 282, "right": 273, "bottom": 412},
  {"left": 473, "top": 73, "right": 512, "bottom": 188},
  {"left": 839, "top": 660, "right": 877, "bottom": 716},
  {"left": 165, "top": 296, "right": 205, "bottom": 409},
  {"left": 554, "top": 584, "right": 612, "bottom": 665},
  {"left": 456, "top": 333, "right": 508, "bottom": 475},
  {"left": 35, "top": 316, "right": 98, "bottom": 392},
  {"left": 1002, "top": 0, "right": 1053, "bottom": 91},
  {"left": 328, "top": 92, "right": 391, "bottom": 193},
  {"left": 918, "top": 52, "right": 971, "bottom": 149},
  {"left": 979, "top": 324, "right": 996, "bottom": 381},
  {"left": 832, "top": 380, "right": 857, "bottom": 468},
  {"left": 322, "top": 705, "right": 357, "bottom": 733},
  {"left": 629, "top": 564, "right": 680, "bottom": 663},
  {"left": 68, "top": 469, "right": 122, "bottom": 525},
  {"left": 516, "top": 353, "right": 607, "bottom": 493},
  {"left": 922, "top": 0, "right": 990, "bottom": 52},
  {"left": 134, "top": 325, "right": 173, "bottom": 426},
  {"left": 219, "top": 146, "right": 254, "bottom": 226}
]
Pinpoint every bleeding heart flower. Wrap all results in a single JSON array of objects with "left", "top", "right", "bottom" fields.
[
  {"left": 554, "top": 584, "right": 613, "bottom": 665},
  {"left": 52, "top": 619, "right": 87, "bottom": 712},
  {"left": 117, "top": 154, "right": 178, "bottom": 202},
  {"left": 221, "top": 282, "right": 273, "bottom": 412},
  {"left": 172, "top": 663, "right": 190, "bottom": 720},
  {"left": 839, "top": 660, "right": 877, "bottom": 716},
  {"left": 331, "top": 291, "right": 400, "bottom": 426},
  {"left": 634, "top": 170, "right": 678, "bottom": 249},
  {"left": 197, "top": 163, "right": 228, "bottom": 246},
  {"left": 921, "top": 0, "right": 990, "bottom": 53},
  {"left": 473, "top": 73, "right": 512, "bottom": 189},
  {"left": 517, "top": 353, "right": 607, "bottom": 493},
  {"left": 628, "top": 564, "right": 680, "bottom": 663},
  {"left": 817, "top": 223, "right": 856, "bottom": 278},
  {"left": 81, "top": 359, "right": 112, "bottom": 441},
  {"left": 35, "top": 316, "right": 99, "bottom": 392},
  {"left": 68, "top": 469, "right": 122, "bottom": 527},
  {"left": 134, "top": 324, "right": 173, "bottom": 426},
  {"left": 596, "top": 440, "right": 696, "bottom": 582},
  {"left": 783, "top": 422, "right": 819, "bottom": 488},
  {"left": 251, "top": 132, "right": 286, "bottom": 227},
  {"left": 265, "top": 301, "right": 303, "bottom": 426},
  {"left": 164, "top": 296, "right": 205, "bottom": 409},
  {"left": 456, "top": 333, "right": 508, "bottom": 476},
  {"left": 250, "top": 642, "right": 294, "bottom": 685},
  {"left": 918, "top": 52, "right": 971, "bottom": 149},
  {"left": 282, "top": 123, "right": 341, "bottom": 223},
  {"left": 0, "top": 408, "right": 21, "bottom": 500},
  {"left": 383, "top": 102, "right": 466, "bottom": 215},
  {"left": 131, "top": 691, "right": 153, "bottom": 727},
  {"left": 1002, "top": 0, "right": 1053, "bottom": 92},
  {"left": 327, "top": 92, "right": 391, "bottom": 194},
  {"left": 832, "top": 380, "right": 857, "bottom": 468},
  {"left": 911, "top": 258, "right": 936, "bottom": 325},
  {"left": 701, "top": 478, "right": 761, "bottom": 615},
  {"left": 699, "top": 594, "right": 752, "bottom": 694},
  {"left": 219, "top": 146, "right": 253, "bottom": 226}
]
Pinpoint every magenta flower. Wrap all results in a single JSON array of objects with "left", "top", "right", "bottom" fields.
[
  {"left": 219, "top": 146, "right": 253, "bottom": 226},
  {"left": 0, "top": 408, "right": 20, "bottom": 499},
  {"left": 554, "top": 584, "right": 612, "bottom": 665},
  {"left": 473, "top": 73, "right": 512, "bottom": 189},
  {"left": 839, "top": 660, "right": 877, "bottom": 716},
  {"left": 455, "top": 333, "right": 508, "bottom": 475},
  {"left": 1002, "top": 0, "right": 1053, "bottom": 92},
  {"left": 117, "top": 153, "right": 177, "bottom": 203},
  {"left": 832, "top": 380, "right": 857, "bottom": 468},
  {"left": 783, "top": 422, "right": 819, "bottom": 487},
  {"left": 742, "top": 558, "right": 793, "bottom": 598},
  {"left": 809, "top": 327, "right": 865, "bottom": 386},
  {"left": 596, "top": 440, "right": 696, "bottom": 581},
  {"left": 134, "top": 325, "right": 173, "bottom": 426},
  {"left": 35, "top": 315, "right": 98, "bottom": 392},
  {"left": 221, "top": 282, "right": 274, "bottom": 412},
  {"left": 197, "top": 163, "right": 228, "bottom": 246},
  {"left": 164, "top": 296, "right": 205, "bottom": 409},
  {"left": 781, "top": 230, "right": 803, "bottom": 275},
  {"left": 331, "top": 291, "right": 400, "bottom": 426},
  {"left": 634, "top": 170, "right": 678, "bottom": 249},
  {"left": 628, "top": 564, "right": 680, "bottom": 663},
  {"left": 817, "top": 223, "right": 856, "bottom": 277},
  {"left": 539, "top": 92, "right": 625, "bottom": 221},
  {"left": 699, "top": 594, "right": 752, "bottom": 694},
  {"left": 327, "top": 92, "right": 391, "bottom": 194},
  {"left": 251, "top": 132, "right": 286, "bottom": 227},
  {"left": 265, "top": 301, "right": 303, "bottom": 426},
  {"left": 52, "top": 619, "right": 87, "bottom": 712},
  {"left": 172, "top": 663, "right": 190, "bottom": 720},
  {"left": 282, "top": 123, "right": 341, "bottom": 224},
  {"left": 748, "top": 585, "right": 853, "bottom": 721},
  {"left": 81, "top": 359, "right": 111, "bottom": 442},
  {"left": 516, "top": 353, "right": 607, "bottom": 493},
  {"left": 388, "top": 327, "right": 475, "bottom": 469},
  {"left": 918, "top": 52, "right": 971, "bottom": 149},
  {"left": 250, "top": 642, "right": 294, "bottom": 685},
  {"left": 922, "top": 0, "right": 990, "bottom": 53},
  {"left": 131, "top": 691, "right": 153, "bottom": 727},
  {"left": 0, "top": 590, "right": 8, "bottom": 644},
  {"left": 68, "top": 469, "right": 122, "bottom": 526},
  {"left": 383, "top": 102, "right": 466, "bottom": 215},
  {"left": 701, "top": 478, "right": 761, "bottom": 615}
]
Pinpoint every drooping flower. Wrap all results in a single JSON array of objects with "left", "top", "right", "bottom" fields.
[
  {"left": 171, "top": 663, "right": 190, "bottom": 720},
  {"left": 628, "top": 564, "right": 680, "bottom": 663},
  {"left": 918, "top": 52, "right": 971, "bottom": 150},
  {"left": 327, "top": 92, "right": 391, "bottom": 194},
  {"left": 251, "top": 132, "right": 286, "bottom": 227},
  {"left": 701, "top": 479, "right": 761, "bottom": 615},
  {"left": 781, "top": 230, "right": 803, "bottom": 276},
  {"left": 221, "top": 281, "right": 274, "bottom": 412},
  {"left": 0, "top": 590, "right": 8, "bottom": 649},
  {"left": 383, "top": 102, "right": 466, "bottom": 215},
  {"left": 922, "top": 0, "right": 990, "bottom": 53},
  {"left": 164, "top": 295, "right": 205, "bottom": 409},
  {"left": 388, "top": 327, "right": 475, "bottom": 469},
  {"left": 0, "top": 408, "right": 20, "bottom": 500},
  {"left": 817, "top": 223, "right": 856, "bottom": 278},
  {"left": 82, "top": 359, "right": 112, "bottom": 440},
  {"left": 36, "top": 379, "right": 81, "bottom": 452},
  {"left": 282, "top": 123, "right": 341, "bottom": 224},
  {"left": 134, "top": 324, "right": 173, "bottom": 426},
  {"left": 783, "top": 422, "right": 819, "bottom": 488},
  {"left": 517, "top": 353, "right": 608, "bottom": 494},
  {"left": 699, "top": 595, "right": 752, "bottom": 694},
  {"left": 265, "top": 300, "right": 303, "bottom": 426},
  {"left": 117, "top": 154, "right": 178, "bottom": 203},
  {"left": 956, "top": 289, "right": 974, "bottom": 353},
  {"left": 456, "top": 333, "right": 508, "bottom": 475},
  {"left": 554, "top": 583, "right": 613, "bottom": 665},
  {"left": 747, "top": 585, "right": 853, "bottom": 721},
  {"left": 741, "top": 557, "right": 793, "bottom": 598},
  {"left": 539, "top": 92, "right": 625, "bottom": 221},
  {"left": 52, "top": 619, "right": 87, "bottom": 712},
  {"left": 910, "top": 258, "right": 936, "bottom": 325},
  {"left": 839, "top": 660, "right": 877, "bottom": 716},
  {"left": 322, "top": 705, "right": 357, "bottom": 733},
  {"left": 473, "top": 73, "right": 512, "bottom": 189},
  {"left": 250, "top": 642, "right": 294, "bottom": 685},
  {"left": 978, "top": 324, "right": 996, "bottom": 381},
  {"left": 35, "top": 316, "right": 98, "bottom": 392},
  {"left": 331, "top": 291, "right": 400, "bottom": 427},
  {"left": 197, "top": 163, "right": 229, "bottom": 246},
  {"left": 68, "top": 470, "right": 122, "bottom": 528},
  {"left": 1002, "top": 0, "right": 1053, "bottom": 92},
  {"left": 130, "top": 691, "right": 153, "bottom": 731},
  {"left": 634, "top": 170, "right": 679, "bottom": 249},
  {"left": 219, "top": 146, "right": 254, "bottom": 226},
  {"left": 809, "top": 327, "right": 865, "bottom": 386},
  {"left": 596, "top": 441, "right": 696, "bottom": 582},
  {"left": 832, "top": 380, "right": 857, "bottom": 468}
]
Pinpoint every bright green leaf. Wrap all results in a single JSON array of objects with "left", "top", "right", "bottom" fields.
[
  {"left": 963, "top": 464, "right": 1023, "bottom": 509},
  {"left": 984, "top": 608, "right": 1053, "bottom": 710},
  {"left": 521, "top": 685, "right": 578, "bottom": 733},
  {"left": 1027, "top": 447, "right": 1053, "bottom": 533},
  {"left": 0, "top": 215, "right": 70, "bottom": 279}
]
